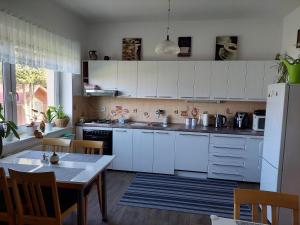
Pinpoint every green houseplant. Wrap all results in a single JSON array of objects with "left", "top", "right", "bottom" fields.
[
  {"left": 41, "top": 106, "right": 56, "bottom": 132},
  {"left": 54, "top": 106, "right": 69, "bottom": 128},
  {"left": 277, "top": 54, "right": 300, "bottom": 84},
  {"left": 0, "top": 103, "right": 20, "bottom": 156}
]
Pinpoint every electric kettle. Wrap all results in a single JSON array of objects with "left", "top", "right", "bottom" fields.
[{"left": 215, "top": 114, "right": 227, "bottom": 128}]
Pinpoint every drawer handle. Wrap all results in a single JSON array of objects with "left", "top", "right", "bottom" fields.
[
  {"left": 213, "top": 135, "right": 244, "bottom": 139},
  {"left": 158, "top": 96, "right": 172, "bottom": 98},
  {"left": 211, "top": 170, "right": 243, "bottom": 177},
  {"left": 180, "top": 96, "right": 193, "bottom": 99},
  {"left": 213, "top": 145, "right": 245, "bottom": 150},
  {"left": 156, "top": 132, "right": 169, "bottom": 135},
  {"left": 179, "top": 133, "right": 209, "bottom": 137},
  {"left": 115, "top": 130, "right": 127, "bottom": 133},
  {"left": 212, "top": 162, "right": 245, "bottom": 168},
  {"left": 145, "top": 96, "right": 157, "bottom": 98},
  {"left": 212, "top": 154, "right": 244, "bottom": 159},
  {"left": 142, "top": 131, "right": 154, "bottom": 134},
  {"left": 194, "top": 97, "right": 210, "bottom": 99}
]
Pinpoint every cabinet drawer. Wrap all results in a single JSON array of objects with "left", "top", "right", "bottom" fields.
[
  {"left": 208, "top": 164, "right": 245, "bottom": 181},
  {"left": 209, "top": 152, "right": 246, "bottom": 165},
  {"left": 210, "top": 134, "right": 246, "bottom": 146},
  {"left": 209, "top": 144, "right": 246, "bottom": 155}
]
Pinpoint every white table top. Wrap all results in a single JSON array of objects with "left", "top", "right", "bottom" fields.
[
  {"left": 211, "top": 215, "right": 266, "bottom": 225},
  {"left": 0, "top": 150, "right": 115, "bottom": 189}
]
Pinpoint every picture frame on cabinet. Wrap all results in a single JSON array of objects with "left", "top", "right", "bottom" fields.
[
  {"left": 178, "top": 37, "right": 192, "bottom": 57},
  {"left": 122, "top": 38, "right": 142, "bottom": 60},
  {"left": 297, "top": 29, "right": 300, "bottom": 48},
  {"left": 215, "top": 36, "right": 238, "bottom": 60}
]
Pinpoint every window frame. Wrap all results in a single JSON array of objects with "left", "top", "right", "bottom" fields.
[{"left": 1, "top": 62, "right": 58, "bottom": 126}]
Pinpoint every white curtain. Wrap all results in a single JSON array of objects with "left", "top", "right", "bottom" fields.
[{"left": 0, "top": 11, "right": 81, "bottom": 74}]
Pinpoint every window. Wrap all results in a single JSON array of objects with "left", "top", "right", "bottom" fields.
[{"left": 1, "top": 63, "right": 56, "bottom": 126}]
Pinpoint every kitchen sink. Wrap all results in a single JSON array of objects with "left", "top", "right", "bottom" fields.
[
  {"left": 130, "top": 122, "right": 167, "bottom": 128},
  {"left": 150, "top": 123, "right": 168, "bottom": 128}
]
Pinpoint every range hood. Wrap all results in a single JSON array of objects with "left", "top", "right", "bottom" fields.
[{"left": 84, "top": 89, "right": 118, "bottom": 96}]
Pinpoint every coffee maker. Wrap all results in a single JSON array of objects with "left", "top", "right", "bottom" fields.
[
  {"left": 233, "top": 112, "right": 249, "bottom": 129},
  {"left": 215, "top": 114, "right": 227, "bottom": 128}
]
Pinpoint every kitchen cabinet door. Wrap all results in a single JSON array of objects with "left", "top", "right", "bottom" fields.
[
  {"left": 194, "top": 61, "right": 211, "bottom": 99},
  {"left": 210, "top": 61, "right": 229, "bottom": 99},
  {"left": 153, "top": 131, "right": 175, "bottom": 174},
  {"left": 137, "top": 61, "right": 158, "bottom": 98},
  {"left": 157, "top": 61, "right": 179, "bottom": 99},
  {"left": 175, "top": 132, "right": 209, "bottom": 172},
  {"left": 245, "top": 61, "right": 265, "bottom": 101},
  {"left": 89, "top": 61, "right": 118, "bottom": 90},
  {"left": 227, "top": 61, "right": 246, "bottom": 99},
  {"left": 245, "top": 137, "right": 264, "bottom": 182},
  {"left": 112, "top": 129, "right": 133, "bottom": 171},
  {"left": 117, "top": 61, "right": 138, "bottom": 97},
  {"left": 132, "top": 130, "right": 154, "bottom": 172},
  {"left": 178, "top": 62, "right": 195, "bottom": 99},
  {"left": 263, "top": 61, "right": 279, "bottom": 99}
]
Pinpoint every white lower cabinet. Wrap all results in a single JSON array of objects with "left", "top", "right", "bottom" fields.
[
  {"left": 208, "top": 134, "right": 263, "bottom": 182},
  {"left": 175, "top": 132, "right": 209, "bottom": 172},
  {"left": 153, "top": 131, "right": 175, "bottom": 174},
  {"left": 112, "top": 128, "right": 133, "bottom": 171},
  {"left": 132, "top": 130, "right": 154, "bottom": 172}
]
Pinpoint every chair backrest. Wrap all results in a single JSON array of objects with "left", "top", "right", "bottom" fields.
[
  {"left": 0, "top": 168, "right": 14, "bottom": 225},
  {"left": 71, "top": 140, "right": 103, "bottom": 154},
  {"left": 234, "top": 188, "right": 299, "bottom": 225},
  {"left": 8, "top": 169, "right": 62, "bottom": 225},
  {"left": 42, "top": 138, "right": 71, "bottom": 152}
]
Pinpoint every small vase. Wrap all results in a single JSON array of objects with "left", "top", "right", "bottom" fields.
[
  {"left": 50, "top": 152, "right": 59, "bottom": 164},
  {"left": 45, "top": 123, "right": 53, "bottom": 132}
]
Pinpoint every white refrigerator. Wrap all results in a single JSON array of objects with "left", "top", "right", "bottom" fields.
[{"left": 260, "top": 83, "right": 300, "bottom": 225}]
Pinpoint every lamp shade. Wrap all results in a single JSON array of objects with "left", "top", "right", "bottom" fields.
[{"left": 155, "top": 39, "right": 180, "bottom": 55}]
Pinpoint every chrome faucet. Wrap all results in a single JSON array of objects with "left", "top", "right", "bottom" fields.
[{"left": 155, "top": 109, "right": 165, "bottom": 119}]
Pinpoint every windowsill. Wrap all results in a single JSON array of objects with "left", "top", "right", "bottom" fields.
[{"left": 2, "top": 127, "right": 72, "bottom": 157}]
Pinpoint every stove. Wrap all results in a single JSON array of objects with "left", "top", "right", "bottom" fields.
[{"left": 83, "top": 119, "right": 113, "bottom": 127}]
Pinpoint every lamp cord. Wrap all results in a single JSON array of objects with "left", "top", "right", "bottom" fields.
[{"left": 166, "top": 0, "right": 171, "bottom": 41}]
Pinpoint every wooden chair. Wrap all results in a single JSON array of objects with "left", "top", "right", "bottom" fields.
[
  {"left": 0, "top": 168, "right": 15, "bottom": 225},
  {"left": 42, "top": 138, "right": 71, "bottom": 152},
  {"left": 72, "top": 140, "right": 104, "bottom": 224},
  {"left": 8, "top": 169, "right": 77, "bottom": 225},
  {"left": 234, "top": 188, "right": 299, "bottom": 225}
]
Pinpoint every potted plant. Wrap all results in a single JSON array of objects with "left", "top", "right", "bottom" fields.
[
  {"left": 54, "top": 106, "right": 69, "bottom": 128},
  {"left": 277, "top": 54, "right": 300, "bottom": 84},
  {"left": 41, "top": 106, "right": 56, "bottom": 132},
  {"left": 0, "top": 104, "right": 20, "bottom": 156}
]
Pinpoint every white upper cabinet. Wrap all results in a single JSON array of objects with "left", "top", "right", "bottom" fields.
[
  {"left": 89, "top": 61, "right": 118, "bottom": 90},
  {"left": 211, "top": 61, "right": 229, "bottom": 99},
  {"left": 137, "top": 61, "right": 158, "bottom": 98},
  {"left": 178, "top": 62, "right": 195, "bottom": 99},
  {"left": 227, "top": 61, "right": 246, "bottom": 99},
  {"left": 245, "top": 61, "right": 265, "bottom": 100},
  {"left": 263, "top": 61, "right": 279, "bottom": 99},
  {"left": 157, "top": 61, "right": 179, "bottom": 99},
  {"left": 117, "top": 61, "right": 138, "bottom": 97},
  {"left": 194, "top": 61, "right": 211, "bottom": 99}
]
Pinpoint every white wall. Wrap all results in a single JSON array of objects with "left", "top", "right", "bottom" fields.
[
  {"left": 87, "top": 18, "right": 282, "bottom": 60},
  {"left": 281, "top": 6, "right": 300, "bottom": 58},
  {"left": 1, "top": 0, "right": 88, "bottom": 56}
]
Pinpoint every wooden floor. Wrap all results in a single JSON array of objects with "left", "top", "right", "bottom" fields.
[{"left": 64, "top": 171, "right": 258, "bottom": 225}]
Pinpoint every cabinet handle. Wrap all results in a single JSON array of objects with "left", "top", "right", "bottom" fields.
[
  {"left": 212, "top": 162, "right": 245, "bottom": 168},
  {"left": 194, "top": 97, "right": 210, "bottom": 99},
  {"left": 142, "top": 131, "right": 154, "bottom": 134},
  {"left": 156, "top": 132, "right": 169, "bottom": 135},
  {"left": 115, "top": 130, "right": 127, "bottom": 133},
  {"left": 213, "top": 135, "right": 244, "bottom": 139},
  {"left": 179, "top": 133, "right": 209, "bottom": 137},
  {"left": 228, "top": 97, "right": 244, "bottom": 100},
  {"left": 211, "top": 170, "right": 243, "bottom": 177},
  {"left": 212, "top": 153, "right": 244, "bottom": 159},
  {"left": 145, "top": 96, "right": 157, "bottom": 98},
  {"left": 179, "top": 96, "right": 193, "bottom": 99},
  {"left": 158, "top": 96, "right": 172, "bottom": 98},
  {"left": 213, "top": 145, "right": 245, "bottom": 150},
  {"left": 213, "top": 97, "right": 225, "bottom": 100}
]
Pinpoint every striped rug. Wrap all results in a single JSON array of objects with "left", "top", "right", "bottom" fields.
[{"left": 120, "top": 173, "right": 252, "bottom": 220}]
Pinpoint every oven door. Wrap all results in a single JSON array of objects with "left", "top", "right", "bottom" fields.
[{"left": 83, "top": 129, "right": 113, "bottom": 155}]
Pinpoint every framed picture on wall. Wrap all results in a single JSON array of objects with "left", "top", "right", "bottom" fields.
[
  {"left": 178, "top": 37, "right": 192, "bottom": 57},
  {"left": 297, "top": 29, "right": 300, "bottom": 48},
  {"left": 215, "top": 36, "right": 238, "bottom": 60},
  {"left": 122, "top": 38, "right": 142, "bottom": 60}
]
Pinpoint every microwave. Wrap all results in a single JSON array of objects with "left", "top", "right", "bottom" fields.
[{"left": 252, "top": 115, "right": 265, "bottom": 131}]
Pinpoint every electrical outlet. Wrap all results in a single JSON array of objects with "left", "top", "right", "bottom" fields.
[{"left": 100, "top": 106, "right": 106, "bottom": 112}]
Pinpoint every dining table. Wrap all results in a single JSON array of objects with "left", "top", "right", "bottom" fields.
[
  {"left": 0, "top": 150, "right": 115, "bottom": 225},
  {"left": 210, "top": 215, "right": 267, "bottom": 225}
]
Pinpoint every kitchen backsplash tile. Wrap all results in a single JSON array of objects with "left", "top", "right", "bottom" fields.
[{"left": 73, "top": 96, "right": 266, "bottom": 125}]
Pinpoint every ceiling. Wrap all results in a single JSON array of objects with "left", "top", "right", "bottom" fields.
[{"left": 53, "top": 0, "right": 300, "bottom": 23}]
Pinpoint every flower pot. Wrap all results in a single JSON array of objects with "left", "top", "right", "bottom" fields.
[
  {"left": 283, "top": 60, "right": 300, "bottom": 84},
  {"left": 55, "top": 118, "right": 69, "bottom": 128},
  {"left": 45, "top": 123, "right": 53, "bottom": 132}
]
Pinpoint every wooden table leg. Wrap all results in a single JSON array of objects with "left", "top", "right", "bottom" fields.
[
  {"left": 101, "top": 170, "right": 108, "bottom": 222},
  {"left": 77, "top": 189, "right": 86, "bottom": 225}
]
